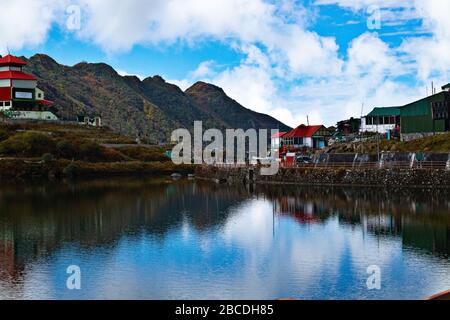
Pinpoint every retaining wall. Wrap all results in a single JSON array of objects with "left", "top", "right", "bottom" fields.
[{"left": 195, "top": 165, "right": 450, "bottom": 187}]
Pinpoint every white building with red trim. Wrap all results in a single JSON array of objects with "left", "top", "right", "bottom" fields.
[{"left": 0, "top": 54, "right": 57, "bottom": 120}]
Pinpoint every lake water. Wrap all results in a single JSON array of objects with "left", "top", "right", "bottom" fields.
[{"left": 0, "top": 178, "right": 449, "bottom": 300}]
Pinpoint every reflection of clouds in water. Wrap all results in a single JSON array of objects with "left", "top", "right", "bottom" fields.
[
  {"left": 1, "top": 181, "right": 450, "bottom": 299},
  {"left": 286, "top": 219, "right": 347, "bottom": 297},
  {"left": 221, "top": 199, "right": 274, "bottom": 251},
  {"left": 10, "top": 260, "right": 55, "bottom": 300}
]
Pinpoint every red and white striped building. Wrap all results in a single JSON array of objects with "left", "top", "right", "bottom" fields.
[{"left": 0, "top": 54, "right": 55, "bottom": 118}]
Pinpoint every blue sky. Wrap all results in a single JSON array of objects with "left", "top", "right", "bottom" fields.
[{"left": 2, "top": 0, "right": 450, "bottom": 127}]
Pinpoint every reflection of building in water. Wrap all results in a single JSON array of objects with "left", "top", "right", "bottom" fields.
[
  {"left": 362, "top": 214, "right": 400, "bottom": 236},
  {"left": 402, "top": 222, "right": 450, "bottom": 256},
  {"left": 268, "top": 187, "right": 450, "bottom": 256},
  {"left": 1, "top": 181, "right": 450, "bottom": 295},
  {"left": 274, "top": 197, "right": 321, "bottom": 224}
]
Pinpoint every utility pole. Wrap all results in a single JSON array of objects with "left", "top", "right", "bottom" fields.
[
  {"left": 360, "top": 103, "right": 364, "bottom": 154},
  {"left": 376, "top": 116, "right": 380, "bottom": 162}
]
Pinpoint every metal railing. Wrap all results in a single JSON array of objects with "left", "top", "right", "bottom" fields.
[
  {"left": 209, "top": 161, "right": 448, "bottom": 170},
  {"left": 283, "top": 161, "right": 448, "bottom": 170}
]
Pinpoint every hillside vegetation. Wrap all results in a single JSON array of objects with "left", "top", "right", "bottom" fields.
[
  {"left": 23, "top": 54, "right": 290, "bottom": 142},
  {"left": 0, "top": 122, "right": 191, "bottom": 180}
]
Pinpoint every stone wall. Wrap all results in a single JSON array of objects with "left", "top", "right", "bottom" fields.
[
  {"left": 401, "top": 132, "right": 444, "bottom": 142},
  {"left": 195, "top": 165, "right": 450, "bottom": 187}
]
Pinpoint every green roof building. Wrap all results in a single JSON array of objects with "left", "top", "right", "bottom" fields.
[
  {"left": 362, "top": 83, "right": 450, "bottom": 140},
  {"left": 361, "top": 106, "right": 401, "bottom": 134},
  {"left": 400, "top": 89, "right": 449, "bottom": 140}
]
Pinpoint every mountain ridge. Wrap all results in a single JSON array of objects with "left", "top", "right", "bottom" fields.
[{"left": 22, "top": 54, "right": 291, "bottom": 142}]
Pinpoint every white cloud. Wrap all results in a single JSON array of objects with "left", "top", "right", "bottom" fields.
[
  {"left": 117, "top": 70, "right": 145, "bottom": 80},
  {"left": 174, "top": 31, "right": 418, "bottom": 127},
  {"left": 188, "top": 60, "right": 216, "bottom": 79},
  {"left": 314, "top": 0, "right": 413, "bottom": 11},
  {"left": 399, "top": 0, "right": 450, "bottom": 80},
  {"left": 1, "top": 0, "right": 450, "bottom": 127},
  {"left": 346, "top": 32, "right": 400, "bottom": 77},
  {"left": 0, "top": 0, "right": 66, "bottom": 54}
]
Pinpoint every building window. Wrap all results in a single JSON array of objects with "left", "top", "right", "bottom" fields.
[{"left": 5, "top": 101, "right": 10, "bottom": 107}]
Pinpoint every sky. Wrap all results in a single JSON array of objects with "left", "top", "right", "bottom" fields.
[{"left": 1, "top": 0, "right": 450, "bottom": 127}]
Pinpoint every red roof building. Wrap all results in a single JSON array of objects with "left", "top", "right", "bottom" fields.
[
  {"left": 0, "top": 54, "right": 53, "bottom": 114},
  {"left": 0, "top": 55, "right": 27, "bottom": 67},
  {"left": 0, "top": 70, "right": 37, "bottom": 81},
  {"left": 283, "top": 125, "right": 323, "bottom": 138},
  {"left": 283, "top": 124, "right": 331, "bottom": 150}
]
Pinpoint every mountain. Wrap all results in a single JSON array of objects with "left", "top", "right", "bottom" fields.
[
  {"left": 186, "top": 82, "right": 291, "bottom": 132},
  {"left": 23, "top": 54, "right": 291, "bottom": 142}
]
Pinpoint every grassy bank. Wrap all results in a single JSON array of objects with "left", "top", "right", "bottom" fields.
[{"left": 0, "top": 122, "right": 193, "bottom": 180}]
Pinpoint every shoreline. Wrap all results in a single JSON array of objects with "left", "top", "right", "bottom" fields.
[
  {"left": 195, "top": 165, "right": 450, "bottom": 188},
  {"left": 0, "top": 158, "right": 194, "bottom": 181},
  {"left": 196, "top": 175, "right": 450, "bottom": 189}
]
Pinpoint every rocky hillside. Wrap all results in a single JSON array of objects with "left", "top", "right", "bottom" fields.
[
  {"left": 23, "top": 54, "right": 290, "bottom": 142},
  {"left": 186, "top": 82, "right": 291, "bottom": 132}
]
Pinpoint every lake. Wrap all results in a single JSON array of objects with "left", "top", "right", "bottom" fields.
[{"left": 0, "top": 178, "right": 449, "bottom": 300}]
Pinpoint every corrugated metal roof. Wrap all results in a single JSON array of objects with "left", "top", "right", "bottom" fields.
[
  {"left": 366, "top": 107, "right": 401, "bottom": 117},
  {"left": 284, "top": 125, "right": 323, "bottom": 138},
  {"left": 0, "top": 71, "right": 37, "bottom": 80},
  {"left": 0, "top": 55, "right": 27, "bottom": 66}
]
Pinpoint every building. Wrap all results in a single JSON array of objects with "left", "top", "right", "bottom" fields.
[
  {"left": 400, "top": 86, "right": 450, "bottom": 140},
  {"left": 336, "top": 117, "right": 361, "bottom": 135},
  {"left": 361, "top": 107, "right": 401, "bottom": 134},
  {"left": 282, "top": 125, "right": 331, "bottom": 151},
  {"left": 0, "top": 54, "right": 57, "bottom": 120},
  {"left": 77, "top": 115, "right": 102, "bottom": 127},
  {"left": 361, "top": 83, "right": 450, "bottom": 140}
]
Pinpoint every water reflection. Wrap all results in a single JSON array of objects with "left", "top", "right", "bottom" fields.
[
  {"left": 269, "top": 187, "right": 450, "bottom": 257},
  {"left": 0, "top": 179, "right": 449, "bottom": 299}
]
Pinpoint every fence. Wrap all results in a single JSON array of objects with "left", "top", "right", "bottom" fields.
[
  {"left": 210, "top": 154, "right": 450, "bottom": 171},
  {"left": 210, "top": 161, "right": 449, "bottom": 170},
  {"left": 283, "top": 161, "right": 449, "bottom": 170}
]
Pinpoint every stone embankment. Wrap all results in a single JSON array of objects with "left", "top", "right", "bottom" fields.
[{"left": 195, "top": 165, "right": 450, "bottom": 187}]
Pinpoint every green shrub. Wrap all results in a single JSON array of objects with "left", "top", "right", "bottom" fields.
[
  {"left": 63, "top": 162, "right": 78, "bottom": 177},
  {"left": 79, "top": 141, "right": 103, "bottom": 161},
  {"left": 42, "top": 153, "right": 55, "bottom": 163},
  {"left": 100, "top": 148, "right": 127, "bottom": 162},
  {"left": 0, "top": 129, "right": 9, "bottom": 142},
  {"left": 0, "top": 132, "right": 56, "bottom": 157},
  {"left": 56, "top": 140, "right": 78, "bottom": 159},
  {"left": 119, "top": 146, "right": 169, "bottom": 162}
]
